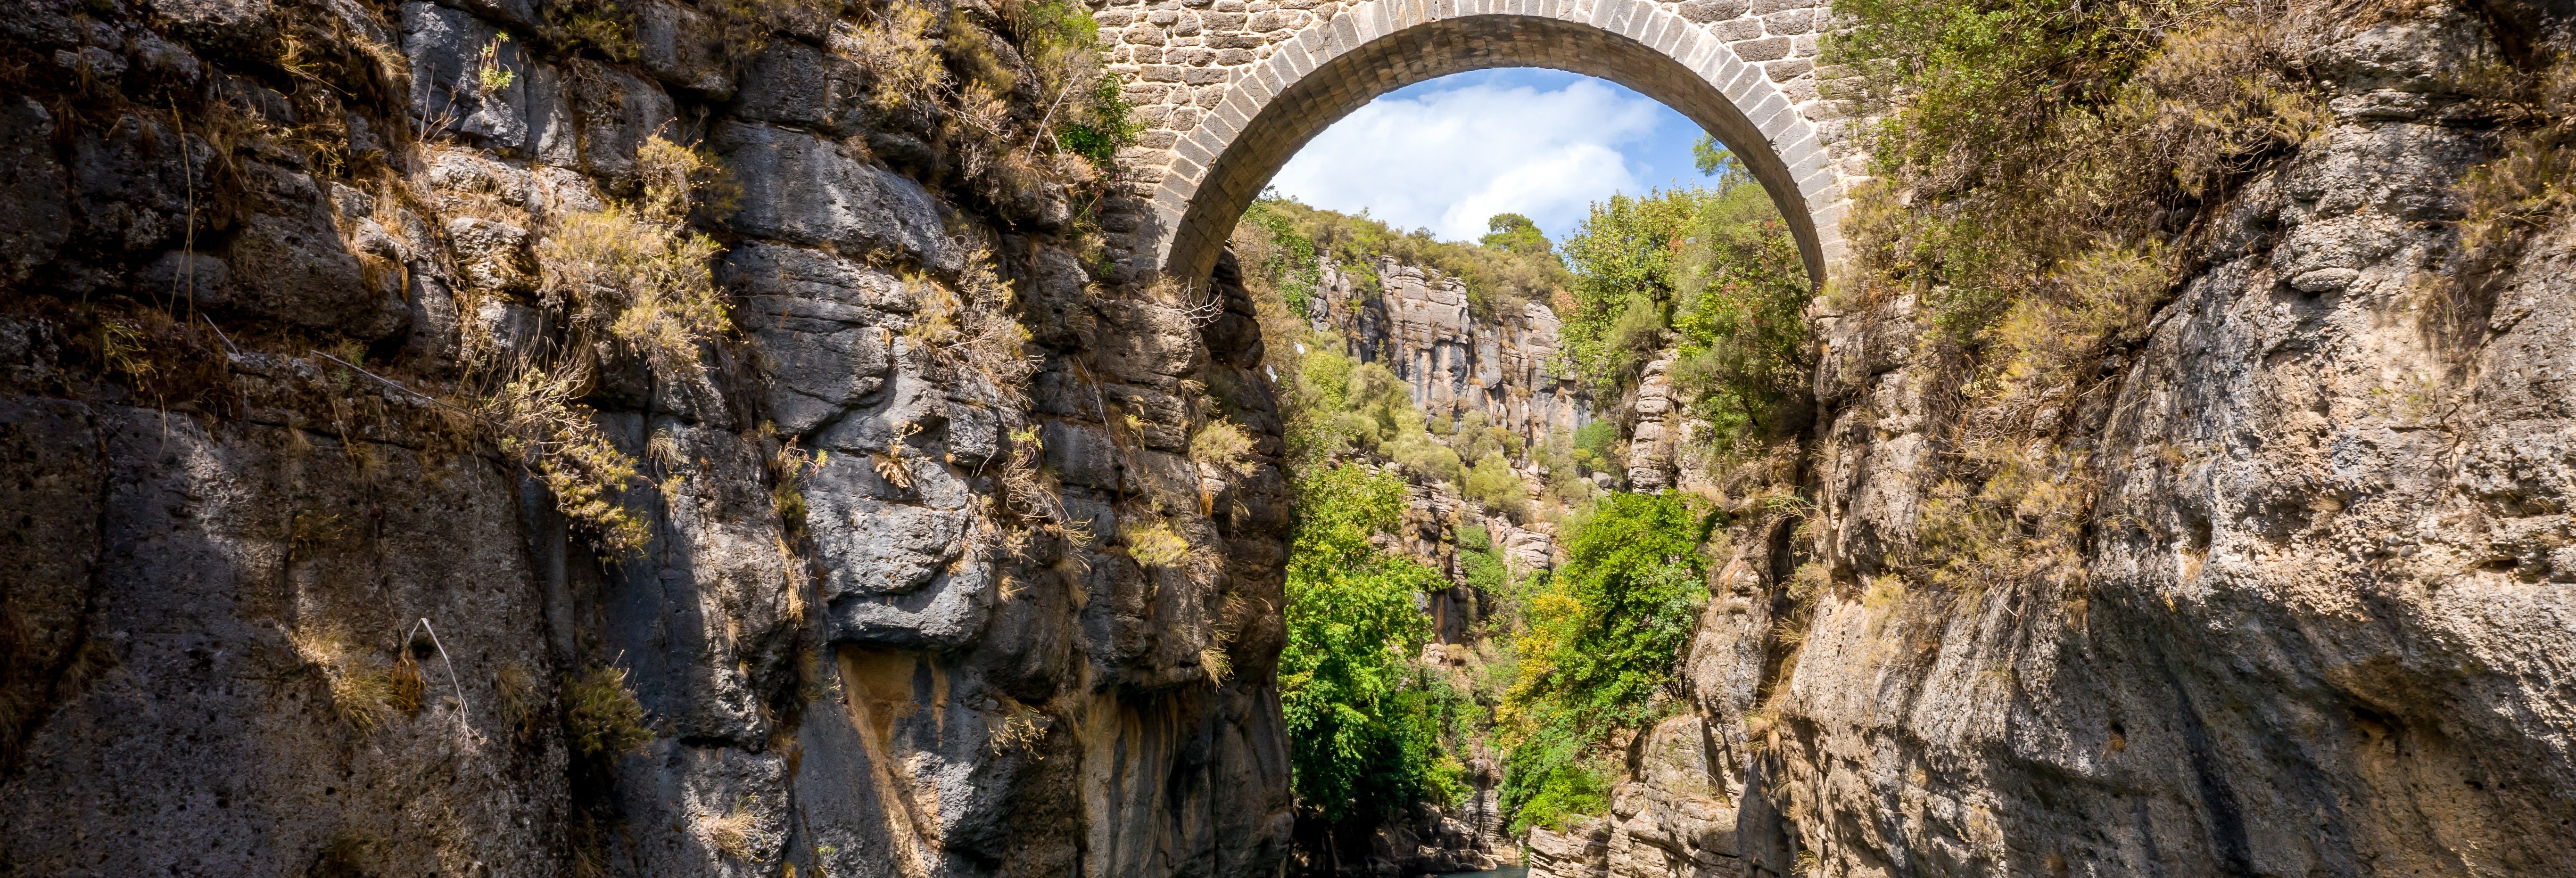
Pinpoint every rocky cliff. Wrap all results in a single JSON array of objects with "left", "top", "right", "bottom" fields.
[
  {"left": 0, "top": 1, "right": 1293, "bottom": 875},
  {"left": 1534, "top": 3, "right": 2576, "bottom": 876},
  {"left": 1309, "top": 256, "right": 1593, "bottom": 455}
]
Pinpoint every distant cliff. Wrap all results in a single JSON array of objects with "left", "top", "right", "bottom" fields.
[{"left": 1310, "top": 257, "right": 1592, "bottom": 455}]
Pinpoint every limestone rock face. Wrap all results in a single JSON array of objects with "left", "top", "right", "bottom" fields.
[
  {"left": 1624, "top": 356, "right": 1679, "bottom": 492},
  {"left": 1308, "top": 256, "right": 1594, "bottom": 451},
  {"left": 1536, "top": 7, "right": 2576, "bottom": 878},
  {"left": 0, "top": 1, "right": 1291, "bottom": 876}
]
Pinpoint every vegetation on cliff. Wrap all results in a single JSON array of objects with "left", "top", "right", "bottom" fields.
[
  {"left": 1236, "top": 195, "right": 1574, "bottom": 320},
  {"left": 1279, "top": 462, "right": 1470, "bottom": 821},
  {"left": 1496, "top": 492, "right": 1719, "bottom": 832},
  {"left": 1829, "top": 0, "right": 2323, "bottom": 425},
  {"left": 1553, "top": 149, "right": 1813, "bottom": 461},
  {"left": 1236, "top": 179, "right": 1789, "bottom": 841}
]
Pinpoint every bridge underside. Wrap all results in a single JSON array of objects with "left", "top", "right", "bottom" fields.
[{"left": 1098, "top": 0, "right": 1860, "bottom": 291}]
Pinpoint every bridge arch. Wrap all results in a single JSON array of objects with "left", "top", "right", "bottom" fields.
[{"left": 1098, "top": 0, "right": 1863, "bottom": 287}]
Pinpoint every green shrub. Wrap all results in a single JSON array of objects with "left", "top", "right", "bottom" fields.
[
  {"left": 565, "top": 665, "right": 651, "bottom": 758},
  {"left": 1499, "top": 492, "right": 1715, "bottom": 830},
  {"left": 1455, "top": 524, "right": 1510, "bottom": 595},
  {"left": 1665, "top": 180, "right": 1813, "bottom": 456},
  {"left": 1464, "top": 452, "right": 1528, "bottom": 521},
  {"left": 1054, "top": 74, "right": 1139, "bottom": 168},
  {"left": 1573, "top": 421, "right": 1619, "bottom": 470},
  {"left": 1504, "top": 739, "right": 1614, "bottom": 832},
  {"left": 1281, "top": 463, "right": 1464, "bottom": 821}
]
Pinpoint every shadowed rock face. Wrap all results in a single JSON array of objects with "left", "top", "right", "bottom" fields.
[
  {"left": 1535, "top": 5, "right": 2576, "bottom": 877},
  {"left": 0, "top": 0, "right": 1291, "bottom": 875}
]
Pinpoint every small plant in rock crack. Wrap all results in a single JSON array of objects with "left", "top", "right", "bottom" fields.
[
  {"left": 1123, "top": 520, "right": 1191, "bottom": 569},
  {"left": 1189, "top": 421, "right": 1257, "bottom": 477},
  {"left": 997, "top": 426, "right": 1087, "bottom": 555},
  {"left": 989, "top": 704, "right": 1053, "bottom": 757},
  {"left": 563, "top": 664, "right": 652, "bottom": 758},
  {"left": 495, "top": 664, "right": 545, "bottom": 739},
  {"left": 769, "top": 437, "right": 828, "bottom": 531},
  {"left": 1199, "top": 624, "right": 1237, "bottom": 685},
  {"left": 871, "top": 421, "right": 920, "bottom": 491},
  {"left": 474, "top": 34, "right": 515, "bottom": 94}
]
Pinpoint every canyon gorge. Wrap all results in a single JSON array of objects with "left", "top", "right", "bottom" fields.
[{"left": 3, "top": 0, "right": 2574, "bottom": 876}]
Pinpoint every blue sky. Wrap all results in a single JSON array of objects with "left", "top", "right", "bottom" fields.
[{"left": 1266, "top": 68, "right": 1711, "bottom": 244}]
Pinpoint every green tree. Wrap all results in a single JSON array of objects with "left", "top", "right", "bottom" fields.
[
  {"left": 1667, "top": 182, "right": 1814, "bottom": 453},
  {"left": 1281, "top": 463, "right": 1467, "bottom": 822},
  {"left": 1480, "top": 213, "right": 1553, "bottom": 256},
  {"left": 1691, "top": 135, "right": 1751, "bottom": 189},
  {"left": 1555, "top": 189, "right": 1709, "bottom": 393},
  {"left": 1499, "top": 491, "right": 1716, "bottom": 831}
]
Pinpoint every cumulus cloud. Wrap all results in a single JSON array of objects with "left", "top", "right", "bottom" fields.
[{"left": 1266, "top": 76, "right": 1676, "bottom": 242}]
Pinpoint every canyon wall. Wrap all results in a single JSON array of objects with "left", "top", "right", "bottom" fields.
[
  {"left": 1310, "top": 256, "right": 1593, "bottom": 452},
  {"left": 1535, "top": 3, "right": 2576, "bottom": 876},
  {"left": 0, "top": 1, "right": 1293, "bottom": 876}
]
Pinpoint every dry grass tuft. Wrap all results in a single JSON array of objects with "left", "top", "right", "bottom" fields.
[
  {"left": 1189, "top": 421, "right": 1257, "bottom": 476},
  {"left": 488, "top": 364, "right": 651, "bottom": 553},
  {"left": 462, "top": 132, "right": 739, "bottom": 554},
  {"left": 699, "top": 798, "right": 777, "bottom": 860},
  {"left": 1123, "top": 520, "right": 1191, "bottom": 569},
  {"left": 833, "top": 3, "right": 946, "bottom": 114},
  {"left": 1199, "top": 645, "right": 1234, "bottom": 683},
  {"left": 989, "top": 702, "right": 1054, "bottom": 756},
  {"left": 496, "top": 663, "right": 543, "bottom": 738},
  {"left": 563, "top": 664, "right": 652, "bottom": 758},
  {"left": 291, "top": 626, "right": 399, "bottom": 733},
  {"left": 388, "top": 655, "right": 427, "bottom": 714}
]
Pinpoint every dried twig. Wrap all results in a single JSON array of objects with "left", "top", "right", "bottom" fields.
[
  {"left": 310, "top": 350, "right": 474, "bottom": 416},
  {"left": 407, "top": 616, "right": 472, "bottom": 735}
]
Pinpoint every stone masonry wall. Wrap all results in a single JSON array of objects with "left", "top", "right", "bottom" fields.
[{"left": 1084, "top": 0, "right": 1863, "bottom": 287}]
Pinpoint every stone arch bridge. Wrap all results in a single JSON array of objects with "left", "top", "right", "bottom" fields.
[{"left": 1092, "top": 0, "right": 1867, "bottom": 287}]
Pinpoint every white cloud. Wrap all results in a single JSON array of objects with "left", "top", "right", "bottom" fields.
[{"left": 1266, "top": 77, "right": 1671, "bottom": 242}]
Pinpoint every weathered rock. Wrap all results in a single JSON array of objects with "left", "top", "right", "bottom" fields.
[
  {"left": 0, "top": 398, "right": 567, "bottom": 875},
  {"left": 713, "top": 121, "right": 960, "bottom": 273},
  {"left": 1309, "top": 258, "right": 1595, "bottom": 452},
  {"left": 0, "top": 97, "right": 67, "bottom": 282},
  {"left": 632, "top": 0, "right": 735, "bottom": 98},
  {"left": 1553, "top": 8, "right": 2576, "bottom": 878},
  {"left": 446, "top": 215, "right": 536, "bottom": 293},
  {"left": 727, "top": 242, "right": 905, "bottom": 434},
  {"left": 730, "top": 38, "right": 867, "bottom": 136}
]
